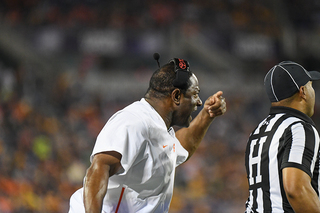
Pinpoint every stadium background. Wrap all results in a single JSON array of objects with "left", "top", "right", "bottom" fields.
[{"left": 1, "top": 0, "right": 320, "bottom": 212}]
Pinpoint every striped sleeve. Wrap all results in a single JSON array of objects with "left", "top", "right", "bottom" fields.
[{"left": 281, "top": 122, "right": 319, "bottom": 177}]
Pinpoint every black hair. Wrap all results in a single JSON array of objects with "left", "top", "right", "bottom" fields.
[{"left": 145, "top": 62, "right": 193, "bottom": 99}]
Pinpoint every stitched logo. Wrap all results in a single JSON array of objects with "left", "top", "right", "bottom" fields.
[
  {"left": 163, "top": 145, "right": 168, "bottom": 148},
  {"left": 178, "top": 59, "right": 186, "bottom": 69}
]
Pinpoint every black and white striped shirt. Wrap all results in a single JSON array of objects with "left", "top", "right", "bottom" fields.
[{"left": 245, "top": 106, "right": 320, "bottom": 212}]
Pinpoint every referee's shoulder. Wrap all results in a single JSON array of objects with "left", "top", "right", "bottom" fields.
[{"left": 289, "top": 119, "right": 318, "bottom": 134}]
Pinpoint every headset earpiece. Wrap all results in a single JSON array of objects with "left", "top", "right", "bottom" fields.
[{"left": 169, "top": 58, "right": 191, "bottom": 89}]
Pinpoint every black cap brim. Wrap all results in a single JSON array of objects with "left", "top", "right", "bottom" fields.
[{"left": 309, "top": 71, "right": 320, "bottom": 81}]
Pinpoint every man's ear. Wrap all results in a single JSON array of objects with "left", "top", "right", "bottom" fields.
[
  {"left": 172, "top": 88, "right": 182, "bottom": 105},
  {"left": 299, "top": 86, "right": 307, "bottom": 100}
]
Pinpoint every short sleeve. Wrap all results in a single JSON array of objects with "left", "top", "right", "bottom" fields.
[
  {"left": 281, "top": 122, "right": 319, "bottom": 177},
  {"left": 175, "top": 140, "right": 189, "bottom": 166},
  {"left": 91, "top": 110, "right": 148, "bottom": 173}
]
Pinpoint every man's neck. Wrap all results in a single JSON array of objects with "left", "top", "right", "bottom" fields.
[
  {"left": 271, "top": 100, "right": 308, "bottom": 117},
  {"left": 144, "top": 97, "right": 173, "bottom": 129}
]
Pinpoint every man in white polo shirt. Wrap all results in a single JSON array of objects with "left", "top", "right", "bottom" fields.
[{"left": 69, "top": 57, "right": 227, "bottom": 213}]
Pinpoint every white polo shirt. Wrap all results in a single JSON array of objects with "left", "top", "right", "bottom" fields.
[{"left": 69, "top": 98, "right": 189, "bottom": 213}]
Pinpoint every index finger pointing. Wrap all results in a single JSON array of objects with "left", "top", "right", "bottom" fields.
[{"left": 214, "top": 91, "right": 223, "bottom": 98}]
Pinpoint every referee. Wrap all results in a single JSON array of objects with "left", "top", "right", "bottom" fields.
[{"left": 245, "top": 61, "right": 320, "bottom": 212}]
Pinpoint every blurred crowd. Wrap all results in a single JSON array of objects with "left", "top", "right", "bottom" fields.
[
  {"left": 0, "top": 0, "right": 284, "bottom": 58},
  {"left": 0, "top": 0, "right": 279, "bottom": 31},
  {"left": 1, "top": 0, "right": 320, "bottom": 213},
  {"left": 1, "top": 0, "right": 319, "bottom": 41}
]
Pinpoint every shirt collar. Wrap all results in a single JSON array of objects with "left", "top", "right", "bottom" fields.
[{"left": 269, "top": 106, "right": 315, "bottom": 126}]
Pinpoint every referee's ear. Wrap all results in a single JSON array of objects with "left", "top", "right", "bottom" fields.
[
  {"left": 172, "top": 88, "right": 182, "bottom": 106},
  {"left": 299, "top": 85, "right": 307, "bottom": 100}
]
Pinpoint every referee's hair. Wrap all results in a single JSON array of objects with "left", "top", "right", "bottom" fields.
[{"left": 145, "top": 62, "right": 192, "bottom": 99}]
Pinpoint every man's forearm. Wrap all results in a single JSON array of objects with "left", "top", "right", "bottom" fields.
[
  {"left": 83, "top": 163, "right": 110, "bottom": 213},
  {"left": 84, "top": 183, "right": 106, "bottom": 213}
]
